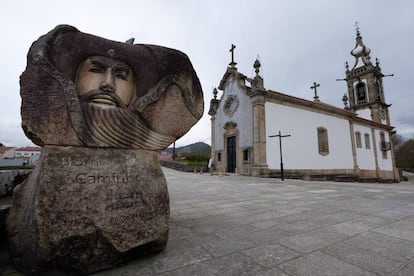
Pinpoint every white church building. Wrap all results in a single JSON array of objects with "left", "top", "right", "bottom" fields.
[{"left": 208, "top": 30, "right": 399, "bottom": 182}]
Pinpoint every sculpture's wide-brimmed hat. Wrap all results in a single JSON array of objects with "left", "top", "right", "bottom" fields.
[
  {"left": 20, "top": 25, "right": 204, "bottom": 149},
  {"left": 49, "top": 25, "right": 201, "bottom": 103}
]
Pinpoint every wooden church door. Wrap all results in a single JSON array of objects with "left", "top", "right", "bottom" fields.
[{"left": 227, "top": 136, "right": 236, "bottom": 173}]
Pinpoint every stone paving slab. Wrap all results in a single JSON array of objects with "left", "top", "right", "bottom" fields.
[
  {"left": 341, "top": 231, "right": 414, "bottom": 263},
  {"left": 277, "top": 227, "right": 347, "bottom": 253},
  {"left": 373, "top": 217, "right": 414, "bottom": 242},
  {"left": 279, "top": 251, "right": 377, "bottom": 276},
  {"left": 321, "top": 241, "right": 404, "bottom": 275},
  {"left": 2, "top": 168, "right": 414, "bottom": 275},
  {"left": 390, "top": 259, "right": 414, "bottom": 276}
]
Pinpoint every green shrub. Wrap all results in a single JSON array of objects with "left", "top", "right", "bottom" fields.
[
  {"left": 183, "top": 160, "right": 208, "bottom": 166},
  {"left": 185, "top": 152, "right": 210, "bottom": 163}
]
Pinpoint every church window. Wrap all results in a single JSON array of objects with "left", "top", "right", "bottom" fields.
[
  {"left": 317, "top": 127, "right": 329, "bottom": 155},
  {"left": 380, "top": 109, "right": 386, "bottom": 120},
  {"left": 217, "top": 152, "right": 221, "bottom": 162},
  {"left": 364, "top": 133, "right": 370, "bottom": 149},
  {"left": 355, "top": 131, "right": 362, "bottom": 148},
  {"left": 379, "top": 132, "right": 387, "bottom": 159},
  {"left": 243, "top": 149, "right": 249, "bottom": 161},
  {"left": 356, "top": 82, "right": 367, "bottom": 104}
]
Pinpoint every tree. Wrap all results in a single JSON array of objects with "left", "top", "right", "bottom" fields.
[
  {"left": 392, "top": 133, "right": 405, "bottom": 149},
  {"left": 395, "top": 139, "right": 414, "bottom": 172}
]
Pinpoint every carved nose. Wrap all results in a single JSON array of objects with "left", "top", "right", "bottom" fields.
[
  {"left": 100, "top": 81, "right": 115, "bottom": 92},
  {"left": 100, "top": 70, "right": 115, "bottom": 92}
]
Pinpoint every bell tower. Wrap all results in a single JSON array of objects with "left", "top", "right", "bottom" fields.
[{"left": 344, "top": 26, "right": 392, "bottom": 125}]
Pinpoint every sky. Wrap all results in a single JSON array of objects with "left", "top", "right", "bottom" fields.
[{"left": 1, "top": 0, "right": 413, "bottom": 147}]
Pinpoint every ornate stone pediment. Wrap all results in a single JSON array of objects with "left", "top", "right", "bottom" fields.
[
  {"left": 223, "top": 121, "right": 238, "bottom": 136},
  {"left": 223, "top": 121, "right": 237, "bottom": 130}
]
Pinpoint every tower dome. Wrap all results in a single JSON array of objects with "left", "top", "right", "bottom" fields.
[{"left": 350, "top": 30, "right": 372, "bottom": 69}]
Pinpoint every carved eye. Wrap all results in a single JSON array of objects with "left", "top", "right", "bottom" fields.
[
  {"left": 88, "top": 65, "right": 104, "bottom": 74},
  {"left": 115, "top": 71, "right": 128, "bottom": 81}
]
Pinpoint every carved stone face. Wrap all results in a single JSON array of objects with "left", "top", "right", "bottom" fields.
[{"left": 76, "top": 56, "right": 136, "bottom": 108}]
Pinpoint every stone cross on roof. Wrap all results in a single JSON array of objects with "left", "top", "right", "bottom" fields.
[
  {"left": 229, "top": 44, "right": 237, "bottom": 67},
  {"left": 310, "top": 82, "right": 320, "bottom": 102},
  {"left": 354, "top": 21, "right": 360, "bottom": 34}
]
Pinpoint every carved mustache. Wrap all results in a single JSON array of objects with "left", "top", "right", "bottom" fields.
[{"left": 78, "top": 90, "right": 127, "bottom": 108}]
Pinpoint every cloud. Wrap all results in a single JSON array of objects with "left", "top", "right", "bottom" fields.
[{"left": 1, "top": 0, "right": 413, "bottom": 146}]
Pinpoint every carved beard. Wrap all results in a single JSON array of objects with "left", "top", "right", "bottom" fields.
[
  {"left": 79, "top": 90, "right": 175, "bottom": 150},
  {"left": 78, "top": 90, "right": 127, "bottom": 109}
]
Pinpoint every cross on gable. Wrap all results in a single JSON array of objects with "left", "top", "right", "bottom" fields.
[
  {"left": 310, "top": 82, "right": 320, "bottom": 101},
  {"left": 229, "top": 44, "right": 237, "bottom": 67},
  {"left": 354, "top": 21, "right": 360, "bottom": 33}
]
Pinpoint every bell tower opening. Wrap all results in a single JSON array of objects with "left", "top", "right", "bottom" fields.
[{"left": 356, "top": 82, "right": 367, "bottom": 104}]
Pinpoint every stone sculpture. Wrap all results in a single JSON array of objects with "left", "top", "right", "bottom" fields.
[{"left": 7, "top": 25, "right": 203, "bottom": 274}]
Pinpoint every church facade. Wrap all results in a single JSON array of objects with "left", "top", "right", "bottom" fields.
[{"left": 208, "top": 31, "right": 399, "bottom": 182}]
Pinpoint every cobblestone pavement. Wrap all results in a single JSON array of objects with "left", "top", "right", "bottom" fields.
[{"left": 2, "top": 168, "right": 414, "bottom": 275}]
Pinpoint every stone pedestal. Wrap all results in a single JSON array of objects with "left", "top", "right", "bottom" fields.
[{"left": 7, "top": 146, "right": 169, "bottom": 275}]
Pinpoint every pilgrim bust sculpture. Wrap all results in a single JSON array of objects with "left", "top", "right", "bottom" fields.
[
  {"left": 19, "top": 24, "right": 203, "bottom": 149},
  {"left": 7, "top": 25, "right": 203, "bottom": 274}
]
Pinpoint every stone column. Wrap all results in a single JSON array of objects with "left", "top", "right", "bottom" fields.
[
  {"left": 348, "top": 121, "right": 361, "bottom": 179},
  {"left": 208, "top": 93, "right": 220, "bottom": 174},
  {"left": 210, "top": 115, "right": 216, "bottom": 173},
  {"left": 371, "top": 127, "right": 381, "bottom": 180},
  {"left": 250, "top": 91, "right": 269, "bottom": 177}
]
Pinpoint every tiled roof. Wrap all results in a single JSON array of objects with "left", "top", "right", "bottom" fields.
[
  {"left": 267, "top": 89, "right": 354, "bottom": 115},
  {"left": 0, "top": 146, "right": 16, "bottom": 154},
  {"left": 15, "top": 146, "right": 42, "bottom": 152},
  {"left": 266, "top": 89, "right": 393, "bottom": 130}
]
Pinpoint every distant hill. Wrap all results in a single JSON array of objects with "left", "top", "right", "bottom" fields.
[{"left": 165, "top": 142, "right": 210, "bottom": 154}]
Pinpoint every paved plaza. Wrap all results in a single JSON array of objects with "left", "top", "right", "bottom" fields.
[{"left": 3, "top": 168, "right": 414, "bottom": 275}]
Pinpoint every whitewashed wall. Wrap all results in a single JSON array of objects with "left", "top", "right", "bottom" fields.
[
  {"left": 356, "top": 109, "right": 371, "bottom": 121},
  {"left": 353, "top": 124, "right": 376, "bottom": 170},
  {"left": 214, "top": 76, "right": 253, "bottom": 151},
  {"left": 374, "top": 129, "right": 393, "bottom": 170},
  {"left": 265, "top": 103, "right": 354, "bottom": 170}
]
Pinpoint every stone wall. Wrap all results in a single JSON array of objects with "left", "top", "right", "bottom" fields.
[
  {"left": 0, "top": 170, "right": 31, "bottom": 197},
  {"left": 160, "top": 160, "right": 208, "bottom": 173}
]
